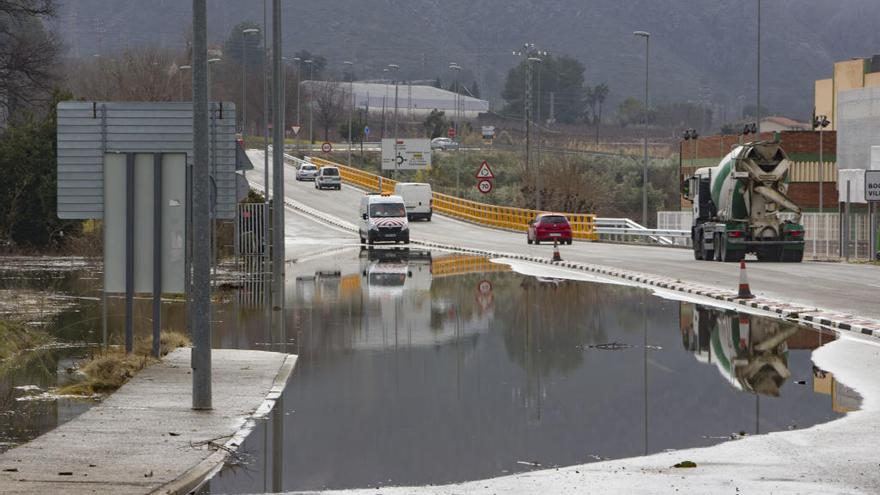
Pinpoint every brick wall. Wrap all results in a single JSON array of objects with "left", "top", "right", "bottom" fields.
[{"left": 679, "top": 130, "right": 837, "bottom": 161}]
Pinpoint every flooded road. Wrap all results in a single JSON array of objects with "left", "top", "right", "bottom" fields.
[{"left": 200, "top": 247, "right": 857, "bottom": 493}]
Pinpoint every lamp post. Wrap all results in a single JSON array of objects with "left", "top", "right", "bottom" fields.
[
  {"left": 756, "top": 0, "right": 762, "bottom": 135},
  {"left": 178, "top": 65, "right": 191, "bottom": 101},
  {"left": 813, "top": 115, "right": 830, "bottom": 256},
  {"left": 207, "top": 57, "right": 221, "bottom": 102},
  {"left": 344, "top": 61, "right": 354, "bottom": 168},
  {"left": 448, "top": 63, "right": 461, "bottom": 142},
  {"left": 241, "top": 28, "right": 260, "bottom": 137},
  {"left": 513, "top": 44, "right": 548, "bottom": 209},
  {"left": 634, "top": 30, "right": 650, "bottom": 228},
  {"left": 304, "top": 59, "right": 314, "bottom": 144},
  {"left": 388, "top": 64, "right": 400, "bottom": 143},
  {"left": 683, "top": 128, "right": 699, "bottom": 170}
]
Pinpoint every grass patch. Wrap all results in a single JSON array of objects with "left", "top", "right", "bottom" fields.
[
  {"left": 0, "top": 319, "right": 52, "bottom": 363},
  {"left": 58, "top": 331, "right": 191, "bottom": 396}
]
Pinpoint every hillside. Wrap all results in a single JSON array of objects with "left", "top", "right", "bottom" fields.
[{"left": 54, "top": 0, "right": 880, "bottom": 125}]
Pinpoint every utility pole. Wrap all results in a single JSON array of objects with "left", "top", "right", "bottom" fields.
[
  {"left": 271, "top": 0, "right": 285, "bottom": 311},
  {"left": 262, "top": 0, "right": 270, "bottom": 282},
  {"left": 514, "top": 44, "right": 547, "bottom": 209},
  {"left": 191, "top": 0, "right": 211, "bottom": 410},
  {"left": 389, "top": 64, "right": 400, "bottom": 143},
  {"left": 449, "top": 63, "right": 461, "bottom": 143},
  {"left": 634, "top": 31, "right": 650, "bottom": 228},
  {"left": 241, "top": 28, "right": 260, "bottom": 136},
  {"left": 305, "top": 59, "right": 314, "bottom": 145},
  {"left": 344, "top": 61, "right": 354, "bottom": 168}
]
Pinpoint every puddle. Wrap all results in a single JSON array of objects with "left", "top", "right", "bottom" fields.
[{"left": 199, "top": 247, "right": 857, "bottom": 493}]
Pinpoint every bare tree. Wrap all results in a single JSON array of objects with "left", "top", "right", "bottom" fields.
[
  {"left": 311, "top": 81, "right": 344, "bottom": 142},
  {"left": 66, "top": 47, "right": 181, "bottom": 102},
  {"left": 0, "top": 0, "right": 59, "bottom": 122}
]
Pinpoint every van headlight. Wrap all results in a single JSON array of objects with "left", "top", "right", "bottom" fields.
[{"left": 401, "top": 223, "right": 409, "bottom": 231}]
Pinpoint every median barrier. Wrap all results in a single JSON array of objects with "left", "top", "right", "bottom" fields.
[{"left": 308, "top": 157, "right": 597, "bottom": 240}]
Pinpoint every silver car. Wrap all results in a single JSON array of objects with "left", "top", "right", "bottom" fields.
[
  {"left": 315, "top": 166, "right": 342, "bottom": 190},
  {"left": 296, "top": 163, "right": 318, "bottom": 181},
  {"left": 430, "top": 137, "right": 459, "bottom": 151}
]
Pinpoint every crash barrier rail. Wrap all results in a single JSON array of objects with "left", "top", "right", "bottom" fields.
[
  {"left": 656, "top": 210, "right": 879, "bottom": 260},
  {"left": 306, "top": 156, "right": 598, "bottom": 240},
  {"left": 594, "top": 217, "right": 686, "bottom": 246}
]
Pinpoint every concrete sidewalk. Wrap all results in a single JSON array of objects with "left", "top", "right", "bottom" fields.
[{"left": 0, "top": 348, "right": 296, "bottom": 494}]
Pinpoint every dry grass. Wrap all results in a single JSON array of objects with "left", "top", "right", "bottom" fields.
[{"left": 59, "top": 331, "right": 191, "bottom": 396}]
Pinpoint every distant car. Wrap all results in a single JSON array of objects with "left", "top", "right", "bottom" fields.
[
  {"left": 527, "top": 214, "right": 573, "bottom": 245},
  {"left": 431, "top": 137, "right": 459, "bottom": 151},
  {"left": 394, "top": 182, "right": 433, "bottom": 221},
  {"left": 315, "top": 166, "right": 341, "bottom": 190},
  {"left": 296, "top": 163, "right": 319, "bottom": 181}
]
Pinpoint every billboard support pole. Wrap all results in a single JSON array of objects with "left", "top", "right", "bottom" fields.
[
  {"left": 125, "top": 153, "right": 135, "bottom": 354},
  {"left": 152, "top": 153, "right": 163, "bottom": 358}
]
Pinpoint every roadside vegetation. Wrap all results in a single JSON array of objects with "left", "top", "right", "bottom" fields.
[
  {"left": 58, "top": 331, "right": 191, "bottom": 395},
  {"left": 0, "top": 319, "right": 53, "bottom": 367}
]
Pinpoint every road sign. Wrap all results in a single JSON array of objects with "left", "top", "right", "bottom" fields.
[
  {"left": 291, "top": 125, "right": 301, "bottom": 136},
  {"left": 321, "top": 142, "right": 333, "bottom": 153},
  {"left": 475, "top": 160, "right": 495, "bottom": 179},
  {"left": 477, "top": 279, "right": 493, "bottom": 294},
  {"left": 364, "top": 126, "right": 371, "bottom": 137},
  {"left": 381, "top": 138, "right": 432, "bottom": 170},
  {"left": 867, "top": 170, "right": 880, "bottom": 202},
  {"left": 477, "top": 179, "right": 493, "bottom": 194},
  {"left": 448, "top": 127, "right": 456, "bottom": 139}
]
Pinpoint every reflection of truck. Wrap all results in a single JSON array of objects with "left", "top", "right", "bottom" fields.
[
  {"left": 683, "top": 140, "right": 805, "bottom": 262},
  {"left": 681, "top": 304, "right": 796, "bottom": 396}
]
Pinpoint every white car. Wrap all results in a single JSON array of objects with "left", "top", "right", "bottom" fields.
[
  {"left": 431, "top": 137, "right": 459, "bottom": 150},
  {"left": 315, "top": 166, "right": 341, "bottom": 190},
  {"left": 359, "top": 194, "right": 409, "bottom": 244},
  {"left": 394, "top": 182, "right": 433, "bottom": 221},
  {"left": 296, "top": 163, "right": 318, "bottom": 181}
]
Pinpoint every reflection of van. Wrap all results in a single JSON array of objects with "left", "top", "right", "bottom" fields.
[
  {"left": 358, "top": 194, "right": 410, "bottom": 244},
  {"left": 358, "top": 248, "right": 433, "bottom": 298},
  {"left": 393, "top": 183, "right": 433, "bottom": 221}
]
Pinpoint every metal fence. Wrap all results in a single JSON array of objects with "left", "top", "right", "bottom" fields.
[
  {"left": 235, "top": 202, "right": 270, "bottom": 306},
  {"left": 657, "top": 210, "right": 878, "bottom": 260}
]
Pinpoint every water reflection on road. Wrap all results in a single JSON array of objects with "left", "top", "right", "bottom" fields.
[{"left": 202, "top": 247, "right": 855, "bottom": 493}]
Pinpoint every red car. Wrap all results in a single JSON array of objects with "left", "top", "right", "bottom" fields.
[{"left": 527, "top": 214, "right": 573, "bottom": 245}]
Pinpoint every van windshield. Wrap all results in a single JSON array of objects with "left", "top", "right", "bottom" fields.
[{"left": 370, "top": 203, "right": 406, "bottom": 218}]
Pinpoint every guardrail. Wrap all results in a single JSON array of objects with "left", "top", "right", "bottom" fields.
[
  {"left": 304, "top": 156, "right": 598, "bottom": 241},
  {"left": 595, "top": 217, "right": 690, "bottom": 247}
]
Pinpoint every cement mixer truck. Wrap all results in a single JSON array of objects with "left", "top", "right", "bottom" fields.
[{"left": 682, "top": 140, "right": 805, "bottom": 262}]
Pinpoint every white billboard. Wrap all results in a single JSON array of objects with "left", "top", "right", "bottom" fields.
[{"left": 381, "top": 139, "right": 432, "bottom": 170}]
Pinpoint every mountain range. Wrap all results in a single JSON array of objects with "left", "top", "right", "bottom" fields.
[{"left": 53, "top": 0, "right": 880, "bottom": 127}]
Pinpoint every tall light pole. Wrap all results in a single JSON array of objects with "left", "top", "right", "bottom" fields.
[
  {"left": 305, "top": 59, "right": 314, "bottom": 144},
  {"left": 178, "top": 65, "right": 191, "bottom": 100},
  {"left": 344, "top": 61, "right": 354, "bottom": 168},
  {"left": 388, "top": 64, "right": 400, "bottom": 142},
  {"left": 756, "top": 0, "right": 762, "bottom": 135},
  {"left": 241, "top": 28, "right": 260, "bottom": 136},
  {"left": 514, "top": 44, "right": 547, "bottom": 209},
  {"left": 634, "top": 31, "right": 650, "bottom": 228},
  {"left": 293, "top": 57, "right": 301, "bottom": 130},
  {"left": 207, "top": 57, "right": 221, "bottom": 102},
  {"left": 191, "top": 0, "right": 211, "bottom": 410},
  {"left": 814, "top": 115, "right": 830, "bottom": 256},
  {"left": 262, "top": 0, "right": 270, "bottom": 286},
  {"left": 271, "top": 0, "right": 285, "bottom": 311},
  {"left": 448, "top": 63, "right": 461, "bottom": 141}
]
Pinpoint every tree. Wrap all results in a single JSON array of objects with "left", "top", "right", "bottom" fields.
[
  {"left": 501, "top": 54, "right": 587, "bottom": 124},
  {"left": 222, "top": 21, "right": 263, "bottom": 70},
  {"left": 311, "top": 81, "right": 344, "bottom": 142},
  {"left": 593, "top": 83, "right": 609, "bottom": 125},
  {"left": 0, "top": 91, "right": 81, "bottom": 249},
  {"left": 617, "top": 97, "right": 649, "bottom": 128},
  {"left": 432, "top": 77, "right": 442, "bottom": 89},
  {"left": 338, "top": 114, "right": 366, "bottom": 142},
  {"left": 422, "top": 109, "right": 448, "bottom": 139},
  {"left": 66, "top": 47, "right": 181, "bottom": 102},
  {"left": 294, "top": 50, "right": 327, "bottom": 80},
  {"left": 0, "top": 1, "right": 60, "bottom": 124}
]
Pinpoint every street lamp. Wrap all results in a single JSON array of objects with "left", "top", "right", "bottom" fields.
[
  {"left": 682, "top": 128, "right": 698, "bottom": 170},
  {"left": 813, "top": 115, "right": 831, "bottom": 249},
  {"left": 292, "top": 57, "right": 302, "bottom": 130},
  {"left": 207, "top": 57, "right": 221, "bottom": 102},
  {"left": 448, "top": 63, "right": 461, "bottom": 141},
  {"left": 179, "top": 65, "right": 191, "bottom": 101},
  {"left": 344, "top": 61, "right": 354, "bottom": 168},
  {"left": 756, "top": 0, "right": 762, "bottom": 134},
  {"left": 513, "top": 43, "right": 548, "bottom": 209},
  {"left": 388, "top": 64, "right": 400, "bottom": 143},
  {"left": 241, "top": 28, "right": 260, "bottom": 137},
  {"left": 634, "top": 30, "right": 650, "bottom": 228},
  {"left": 304, "top": 59, "right": 314, "bottom": 144}
]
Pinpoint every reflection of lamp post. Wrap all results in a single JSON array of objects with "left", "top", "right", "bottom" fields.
[
  {"left": 241, "top": 28, "right": 260, "bottom": 136},
  {"left": 634, "top": 30, "right": 650, "bottom": 227}
]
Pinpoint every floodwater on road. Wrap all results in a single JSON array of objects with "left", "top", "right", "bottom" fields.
[{"left": 200, "top": 247, "right": 858, "bottom": 494}]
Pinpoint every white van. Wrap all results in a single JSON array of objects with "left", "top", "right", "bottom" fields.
[
  {"left": 358, "top": 194, "right": 410, "bottom": 244},
  {"left": 393, "top": 182, "right": 433, "bottom": 221}
]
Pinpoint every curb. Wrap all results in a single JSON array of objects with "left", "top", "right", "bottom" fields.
[{"left": 151, "top": 354, "right": 298, "bottom": 495}]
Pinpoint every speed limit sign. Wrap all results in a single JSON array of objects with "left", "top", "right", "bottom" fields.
[
  {"left": 477, "top": 179, "right": 493, "bottom": 194},
  {"left": 321, "top": 142, "right": 333, "bottom": 153}
]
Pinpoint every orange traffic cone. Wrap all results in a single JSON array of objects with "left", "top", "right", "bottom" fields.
[
  {"left": 552, "top": 239, "right": 563, "bottom": 262},
  {"left": 736, "top": 260, "right": 754, "bottom": 299}
]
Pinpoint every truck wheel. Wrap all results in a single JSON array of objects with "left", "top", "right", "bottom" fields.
[
  {"left": 693, "top": 234, "right": 703, "bottom": 260},
  {"left": 781, "top": 249, "right": 804, "bottom": 263},
  {"left": 713, "top": 235, "right": 722, "bottom": 261},
  {"left": 701, "top": 235, "right": 714, "bottom": 261}
]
